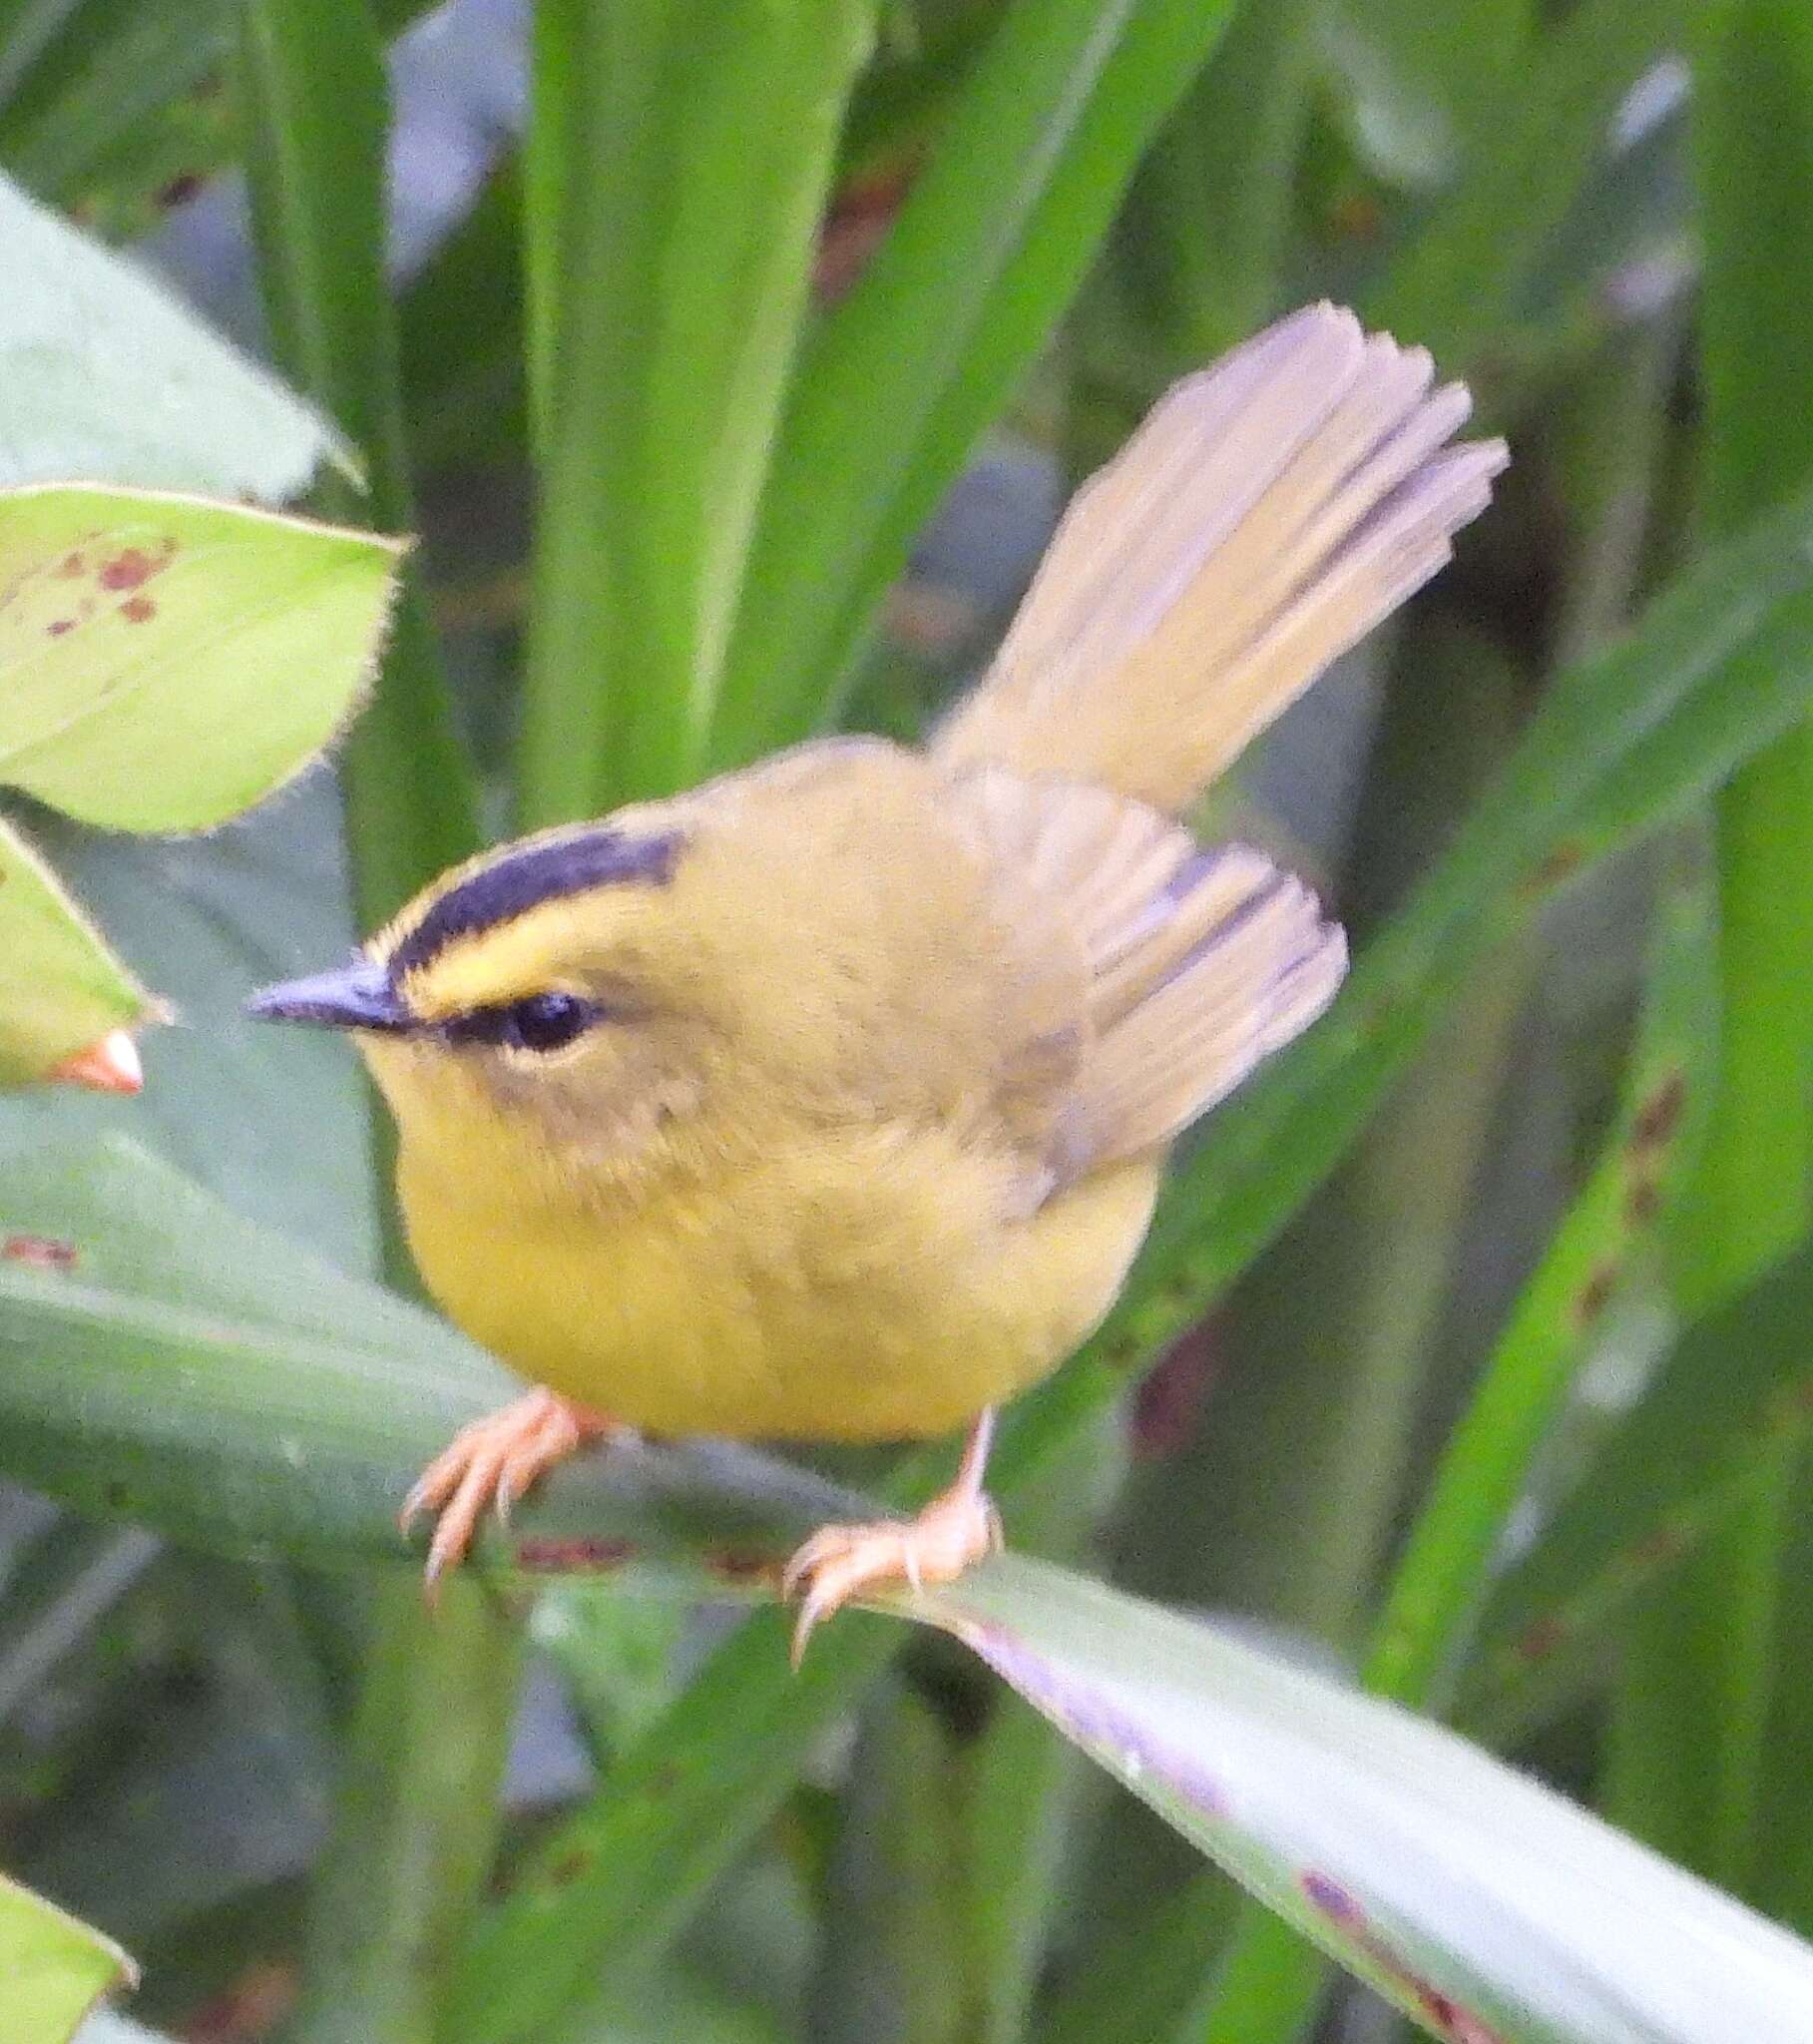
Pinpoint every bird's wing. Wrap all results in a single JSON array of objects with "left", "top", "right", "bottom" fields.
[{"left": 950, "top": 767, "right": 1346, "bottom": 1189}]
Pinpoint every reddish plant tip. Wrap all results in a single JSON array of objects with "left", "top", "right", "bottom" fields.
[
  {"left": 3, "top": 1234, "right": 78, "bottom": 1271},
  {"left": 49, "top": 1030, "right": 143, "bottom": 1095}
]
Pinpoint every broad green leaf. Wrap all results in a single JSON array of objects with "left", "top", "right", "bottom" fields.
[
  {"left": 0, "top": 169, "right": 346, "bottom": 498},
  {"left": 0, "top": 486, "right": 401, "bottom": 832},
  {"left": 0, "top": 788, "right": 376, "bottom": 1265},
  {"left": 0, "top": 1871, "right": 137, "bottom": 2044},
  {"left": 910, "top": 1555, "right": 1813, "bottom": 2044},
  {"left": 0, "top": 814, "right": 150, "bottom": 1082},
  {"left": 0, "top": 1134, "right": 861, "bottom": 1575},
  {"left": 514, "top": 0, "right": 877, "bottom": 821},
  {"left": 1462, "top": 1237, "right": 1813, "bottom": 1745},
  {"left": 709, "top": 0, "right": 1241, "bottom": 766}
]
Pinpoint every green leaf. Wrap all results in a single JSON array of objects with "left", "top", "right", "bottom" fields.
[
  {"left": 1363, "top": 0, "right": 1691, "bottom": 372},
  {"left": 1605, "top": 0, "right": 1813, "bottom": 1898},
  {"left": 514, "top": 0, "right": 877, "bottom": 821},
  {"left": 909, "top": 1554, "right": 1813, "bottom": 2043},
  {"left": 1462, "top": 1236, "right": 1813, "bottom": 1745},
  {"left": 0, "top": 168, "right": 347, "bottom": 498},
  {"left": 0, "top": 1870, "right": 137, "bottom": 2044},
  {"left": 235, "top": 0, "right": 481, "bottom": 924},
  {"left": 0, "top": 1134, "right": 861, "bottom": 1575},
  {"left": 1320, "top": 0, "right": 1533, "bottom": 187},
  {"left": 708, "top": 0, "right": 1241, "bottom": 765},
  {"left": 1367, "top": 866, "right": 1716, "bottom": 1713},
  {"left": 0, "top": 814, "right": 150, "bottom": 1083},
  {"left": 0, "top": 485, "right": 401, "bottom": 832}
]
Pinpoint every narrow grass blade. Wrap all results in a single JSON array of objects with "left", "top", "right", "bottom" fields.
[
  {"left": 708, "top": 0, "right": 1240, "bottom": 764},
  {"left": 912, "top": 1554, "right": 1813, "bottom": 2044},
  {"left": 514, "top": 0, "right": 876, "bottom": 823},
  {"left": 1364, "top": 0, "right": 1690, "bottom": 373},
  {"left": 1461, "top": 1233, "right": 1813, "bottom": 1745},
  {"left": 235, "top": 0, "right": 478, "bottom": 920},
  {"left": 1604, "top": 0, "right": 1813, "bottom": 1896}
]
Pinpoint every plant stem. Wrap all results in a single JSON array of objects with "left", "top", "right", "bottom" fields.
[{"left": 234, "top": 10, "right": 517, "bottom": 2042}]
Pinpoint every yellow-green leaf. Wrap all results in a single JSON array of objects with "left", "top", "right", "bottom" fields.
[
  {"left": 0, "top": 486, "right": 403, "bottom": 832},
  {"left": 0, "top": 1871, "right": 137, "bottom": 2044},
  {"left": 0, "top": 817, "right": 152, "bottom": 1084}
]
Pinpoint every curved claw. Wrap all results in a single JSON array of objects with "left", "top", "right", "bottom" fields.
[
  {"left": 400, "top": 1390, "right": 621, "bottom": 1594},
  {"left": 783, "top": 1485, "right": 1001, "bottom": 1667}
]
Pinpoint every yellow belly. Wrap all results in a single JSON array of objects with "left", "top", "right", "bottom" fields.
[{"left": 398, "top": 1126, "right": 1158, "bottom": 1442}]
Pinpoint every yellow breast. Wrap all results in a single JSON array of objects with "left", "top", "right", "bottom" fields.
[{"left": 397, "top": 1121, "right": 1157, "bottom": 1442}]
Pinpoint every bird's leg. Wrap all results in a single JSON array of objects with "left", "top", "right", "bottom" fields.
[
  {"left": 401, "top": 1388, "right": 625, "bottom": 1589},
  {"left": 782, "top": 1408, "right": 1004, "bottom": 1665}
]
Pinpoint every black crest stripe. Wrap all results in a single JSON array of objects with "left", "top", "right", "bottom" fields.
[{"left": 391, "top": 828, "right": 683, "bottom": 976}]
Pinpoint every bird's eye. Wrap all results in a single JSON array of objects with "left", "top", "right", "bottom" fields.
[
  {"left": 450, "top": 991, "right": 598, "bottom": 1053},
  {"left": 500, "top": 991, "right": 596, "bottom": 1053}
]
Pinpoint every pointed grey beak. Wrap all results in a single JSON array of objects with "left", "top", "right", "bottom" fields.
[{"left": 247, "top": 956, "right": 413, "bottom": 1032}]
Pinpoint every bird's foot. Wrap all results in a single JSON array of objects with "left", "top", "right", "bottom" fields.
[
  {"left": 782, "top": 1482, "right": 1003, "bottom": 1665},
  {"left": 401, "top": 1388, "right": 623, "bottom": 1590}
]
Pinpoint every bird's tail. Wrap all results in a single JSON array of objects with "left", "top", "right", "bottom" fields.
[{"left": 930, "top": 303, "right": 1507, "bottom": 816}]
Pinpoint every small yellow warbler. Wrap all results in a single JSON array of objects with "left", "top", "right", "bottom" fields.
[{"left": 252, "top": 305, "right": 1504, "bottom": 1654}]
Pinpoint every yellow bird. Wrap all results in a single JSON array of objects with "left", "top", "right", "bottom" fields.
[{"left": 252, "top": 305, "right": 1504, "bottom": 1654}]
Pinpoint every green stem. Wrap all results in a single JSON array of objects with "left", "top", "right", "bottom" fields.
[
  {"left": 514, "top": 0, "right": 875, "bottom": 824},
  {"left": 234, "top": 10, "right": 515, "bottom": 2041}
]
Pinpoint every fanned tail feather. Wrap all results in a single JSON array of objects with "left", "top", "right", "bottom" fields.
[{"left": 932, "top": 302, "right": 1507, "bottom": 815}]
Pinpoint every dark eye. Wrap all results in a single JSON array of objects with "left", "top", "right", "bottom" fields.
[
  {"left": 501, "top": 991, "right": 596, "bottom": 1052},
  {"left": 451, "top": 991, "right": 598, "bottom": 1053}
]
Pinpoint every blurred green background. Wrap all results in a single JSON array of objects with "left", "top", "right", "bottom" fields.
[{"left": 5, "top": 0, "right": 1813, "bottom": 2039}]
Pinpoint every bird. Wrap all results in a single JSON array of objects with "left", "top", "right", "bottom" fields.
[{"left": 251, "top": 303, "right": 1506, "bottom": 1659}]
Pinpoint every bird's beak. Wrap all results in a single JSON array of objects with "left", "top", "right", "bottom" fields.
[{"left": 246, "top": 957, "right": 413, "bottom": 1033}]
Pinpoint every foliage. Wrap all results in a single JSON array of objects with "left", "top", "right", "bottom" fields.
[{"left": 1, "top": 2, "right": 1812, "bottom": 2042}]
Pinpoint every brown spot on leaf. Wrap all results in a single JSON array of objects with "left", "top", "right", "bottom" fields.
[
  {"left": 1524, "top": 841, "right": 1585, "bottom": 893},
  {"left": 55, "top": 550, "right": 85, "bottom": 577},
  {"left": 120, "top": 594, "right": 157, "bottom": 623},
  {"left": 157, "top": 170, "right": 205, "bottom": 209},
  {"left": 1625, "top": 1177, "right": 1661, "bottom": 1226},
  {"left": 513, "top": 1536, "right": 635, "bottom": 1573},
  {"left": 704, "top": 1549, "right": 783, "bottom": 1588},
  {"left": 1301, "top": 1871, "right": 1364, "bottom": 1924},
  {"left": 1631, "top": 1071, "right": 1686, "bottom": 1151},
  {"left": 1631, "top": 1524, "right": 1686, "bottom": 1567},
  {"left": 3, "top": 1234, "right": 78, "bottom": 1270},
  {"left": 99, "top": 548, "right": 159, "bottom": 591},
  {"left": 46, "top": 619, "right": 73, "bottom": 637},
  {"left": 545, "top": 1848, "right": 593, "bottom": 1886},
  {"left": 1516, "top": 1615, "right": 1565, "bottom": 1662},
  {"left": 1577, "top": 1264, "right": 1617, "bottom": 1326}
]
